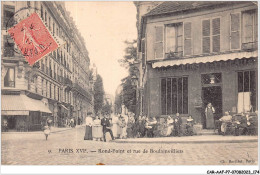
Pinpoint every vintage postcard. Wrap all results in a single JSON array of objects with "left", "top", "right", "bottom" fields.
[{"left": 1, "top": 1, "right": 259, "bottom": 171}]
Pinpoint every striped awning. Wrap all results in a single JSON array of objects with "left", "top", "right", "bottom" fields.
[
  {"left": 1, "top": 94, "right": 52, "bottom": 115},
  {"left": 152, "top": 51, "right": 258, "bottom": 68}
]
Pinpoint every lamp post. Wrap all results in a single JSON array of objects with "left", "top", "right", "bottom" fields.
[{"left": 131, "top": 75, "right": 139, "bottom": 118}]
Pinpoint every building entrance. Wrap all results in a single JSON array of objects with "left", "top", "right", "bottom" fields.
[{"left": 202, "top": 86, "right": 222, "bottom": 129}]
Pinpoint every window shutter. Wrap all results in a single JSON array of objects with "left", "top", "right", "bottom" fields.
[
  {"left": 254, "top": 12, "right": 258, "bottom": 42},
  {"left": 202, "top": 19, "right": 210, "bottom": 53},
  {"left": 231, "top": 13, "right": 240, "bottom": 50},
  {"left": 212, "top": 18, "right": 220, "bottom": 52},
  {"left": 184, "top": 22, "right": 192, "bottom": 55},
  {"left": 242, "top": 12, "right": 254, "bottom": 43},
  {"left": 154, "top": 26, "right": 164, "bottom": 59}
]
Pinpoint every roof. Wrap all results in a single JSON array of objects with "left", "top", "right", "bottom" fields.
[
  {"left": 2, "top": 94, "right": 52, "bottom": 115},
  {"left": 145, "top": 1, "right": 250, "bottom": 17},
  {"left": 152, "top": 51, "right": 258, "bottom": 68}
]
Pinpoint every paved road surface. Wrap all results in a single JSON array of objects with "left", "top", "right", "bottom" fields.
[{"left": 1, "top": 127, "right": 258, "bottom": 165}]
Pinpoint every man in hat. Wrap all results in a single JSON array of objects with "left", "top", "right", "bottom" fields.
[{"left": 101, "top": 114, "right": 115, "bottom": 142}]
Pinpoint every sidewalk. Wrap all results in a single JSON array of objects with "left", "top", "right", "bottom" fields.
[
  {"left": 2, "top": 125, "right": 84, "bottom": 134},
  {"left": 113, "top": 135, "right": 258, "bottom": 144}
]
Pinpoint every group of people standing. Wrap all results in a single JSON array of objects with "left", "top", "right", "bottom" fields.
[{"left": 84, "top": 112, "right": 115, "bottom": 142}]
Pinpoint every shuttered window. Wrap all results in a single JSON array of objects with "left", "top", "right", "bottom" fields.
[
  {"left": 242, "top": 10, "right": 257, "bottom": 49},
  {"left": 154, "top": 26, "right": 164, "bottom": 59},
  {"left": 184, "top": 22, "right": 192, "bottom": 55},
  {"left": 202, "top": 18, "right": 220, "bottom": 53},
  {"left": 165, "top": 23, "right": 183, "bottom": 57},
  {"left": 202, "top": 19, "right": 210, "bottom": 53},
  {"left": 231, "top": 13, "right": 241, "bottom": 50},
  {"left": 212, "top": 18, "right": 220, "bottom": 52}
]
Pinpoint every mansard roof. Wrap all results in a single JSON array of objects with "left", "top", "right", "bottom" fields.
[{"left": 145, "top": 1, "right": 254, "bottom": 17}]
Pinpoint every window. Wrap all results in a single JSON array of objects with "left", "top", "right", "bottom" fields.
[
  {"left": 49, "top": 17, "right": 51, "bottom": 30},
  {"left": 45, "top": 11, "right": 47, "bottom": 22},
  {"left": 54, "top": 85, "right": 56, "bottom": 100},
  {"left": 35, "top": 77, "right": 38, "bottom": 93},
  {"left": 242, "top": 10, "right": 257, "bottom": 50},
  {"left": 46, "top": 81, "right": 48, "bottom": 97},
  {"left": 202, "top": 18, "right": 220, "bottom": 53},
  {"left": 4, "top": 67, "right": 15, "bottom": 87},
  {"left": 41, "top": 5, "right": 43, "bottom": 19},
  {"left": 184, "top": 22, "right": 192, "bottom": 56},
  {"left": 238, "top": 70, "right": 257, "bottom": 113},
  {"left": 27, "top": 1, "right": 31, "bottom": 7},
  {"left": 58, "top": 88, "right": 60, "bottom": 101},
  {"left": 165, "top": 23, "right": 183, "bottom": 57},
  {"left": 3, "top": 5, "right": 15, "bottom": 27},
  {"left": 231, "top": 13, "right": 241, "bottom": 50},
  {"left": 53, "top": 22, "right": 55, "bottom": 35},
  {"left": 154, "top": 26, "right": 164, "bottom": 59},
  {"left": 42, "top": 79, "right": 44, "bottom": 95},
  {"left": 49, "top": 83, "right": 52, "bottom": 98},
  {"left": 4, "top": 35, "right": 14, "bottom": 57},
  {"left": 161, "top": 77, "right": 188, "bottom": 115}
]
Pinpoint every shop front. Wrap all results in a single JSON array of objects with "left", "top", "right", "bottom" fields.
[
  {"left": 1, "top": 93, "right": 52, "bottom": 131},
  {"left": 145, "top": 55, "right": 257, "bottom": 129}
]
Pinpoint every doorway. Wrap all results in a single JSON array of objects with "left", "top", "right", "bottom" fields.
[{"left": 202, "top": 86, "right": 222, "bottom": 129}]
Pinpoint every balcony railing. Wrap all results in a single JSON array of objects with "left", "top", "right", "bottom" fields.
[
  {"left": 73, "top": 83, "right": 91, "bottom": 100},
  {"left": 64, "top": 77, "right": 73, "bottom": 86},
  {"left": 165, "top": 51, "right": 183, "bottom": 59},
  {"left": 242, "top": 42, "right": 258, "bottom": 51}
]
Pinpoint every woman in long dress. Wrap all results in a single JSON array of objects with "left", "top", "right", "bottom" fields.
[
  {"left": 205, "top": 103, "right": 215, "bottom": 129},
  {"left": 84, "top": 112, "right": 93, "bottom": 140},
  {"left": 92, "top": 116, "right": 102, "bottom": 141},
  {"left": 166, "top": 116, "right": 174, "bottom": 136}
]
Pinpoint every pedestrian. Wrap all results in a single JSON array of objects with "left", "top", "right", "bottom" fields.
[
  {"left": 166, "top": 116, "right": 174, "bottom": 136},
  {"left": 173, "top": 113, "right": 182, "bottom": 137},
  {"left": 118, "top": 115, "right": 126, "bottom": 139},
  {"left": 43, "top": 118, "right": 52, "bottom": 140},
  {"left": 126, "top": 113, "right": 135, "bottom": 138},
  {"left": 101, "top": 114, "right": 115, "bottom": 142},
  {"left": 205, "top": 103, "right": 215, "bottom": 129},
  {"left": 84, "top": 112, "right": 93, "bottom": 140},
  {"left": 219, "top": 111, "right": 232, "bottom": 135},
  {"left": 92, "top": 115, "right": 102, "bottom": 141},
  {"left": 186, "top": 115, "right": 194, "bottom": 136}
]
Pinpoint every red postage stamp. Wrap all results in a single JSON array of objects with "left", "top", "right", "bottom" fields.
[{"left": 8, "top": 12, "right": 58, "bottom": 65}]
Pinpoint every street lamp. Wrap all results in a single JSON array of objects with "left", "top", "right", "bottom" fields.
[{"left": 131, "top": 75, "right": 139, "bottom": 118}]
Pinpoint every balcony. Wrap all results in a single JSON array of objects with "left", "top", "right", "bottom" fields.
[
  {"left": 73, "top": 83, "right": 91, "bottom": 100},
  {"left": 64, "top": 77, "right": 73, "bottom": 86},
  {"left": 165, "top": 51, "right": 183, "bottom": 60},
  {"left": 242, "top": 42, "right": 258, "bottom": 51}
]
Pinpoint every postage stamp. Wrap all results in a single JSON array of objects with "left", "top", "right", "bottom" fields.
[{"left": 7, "top": 12, "right": 58, "bottom": 65}]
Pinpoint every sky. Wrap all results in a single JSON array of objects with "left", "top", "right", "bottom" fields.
[{"left": 65, "top": 1, "right": 137, "bottom": 97}]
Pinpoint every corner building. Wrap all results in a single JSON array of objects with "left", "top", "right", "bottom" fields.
[
  {"left": 1, "top": 1, "right": 94, "bottom": 131},
  {"left": 137, "top": 1, "right": 257, "bottom": 128}
]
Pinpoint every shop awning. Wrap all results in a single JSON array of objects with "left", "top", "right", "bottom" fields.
[
  {"left": 152, "top": 51, "right": 258, "bottom": 68},
  {"left": 1, "top": 94, "right": 52, "bottom": 115}
]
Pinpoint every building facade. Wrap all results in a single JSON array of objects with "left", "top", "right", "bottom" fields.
[
  {"left": 1, "top": 1, "right": 94, "bottom": 131},
  {"left": 136, "top": 1, "right": 257, "bottom": 128}
]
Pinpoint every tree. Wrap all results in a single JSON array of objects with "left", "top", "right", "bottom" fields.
[
  {"left": 118, "top": 40, "right": 139, "bottom": 114},
  {"left": 101, "top": 102, "right": 112, "bottom": 115},
  {"left": 94, "top": 74, "right": 104, "bottom": 115}
]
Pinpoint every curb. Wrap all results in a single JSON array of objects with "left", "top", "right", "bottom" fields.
[
  {"left": 113, "top": 138, "right": 258, "bottom": 144},
  {"left": 2, "top": 126, "right": 84, "bottom": 134}
]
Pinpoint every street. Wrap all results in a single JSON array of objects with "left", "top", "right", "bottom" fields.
[{"left": 1, "top": 127, "right": 258, "bottom": 165}]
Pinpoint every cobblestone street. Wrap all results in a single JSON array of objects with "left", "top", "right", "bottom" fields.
[{"left": 1, "top": 127, "right": 258, "bottom": 165}]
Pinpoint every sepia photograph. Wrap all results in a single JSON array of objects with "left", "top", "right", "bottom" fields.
[{"left": 1, "top": 0, "right": 259, "bottom": 171}]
